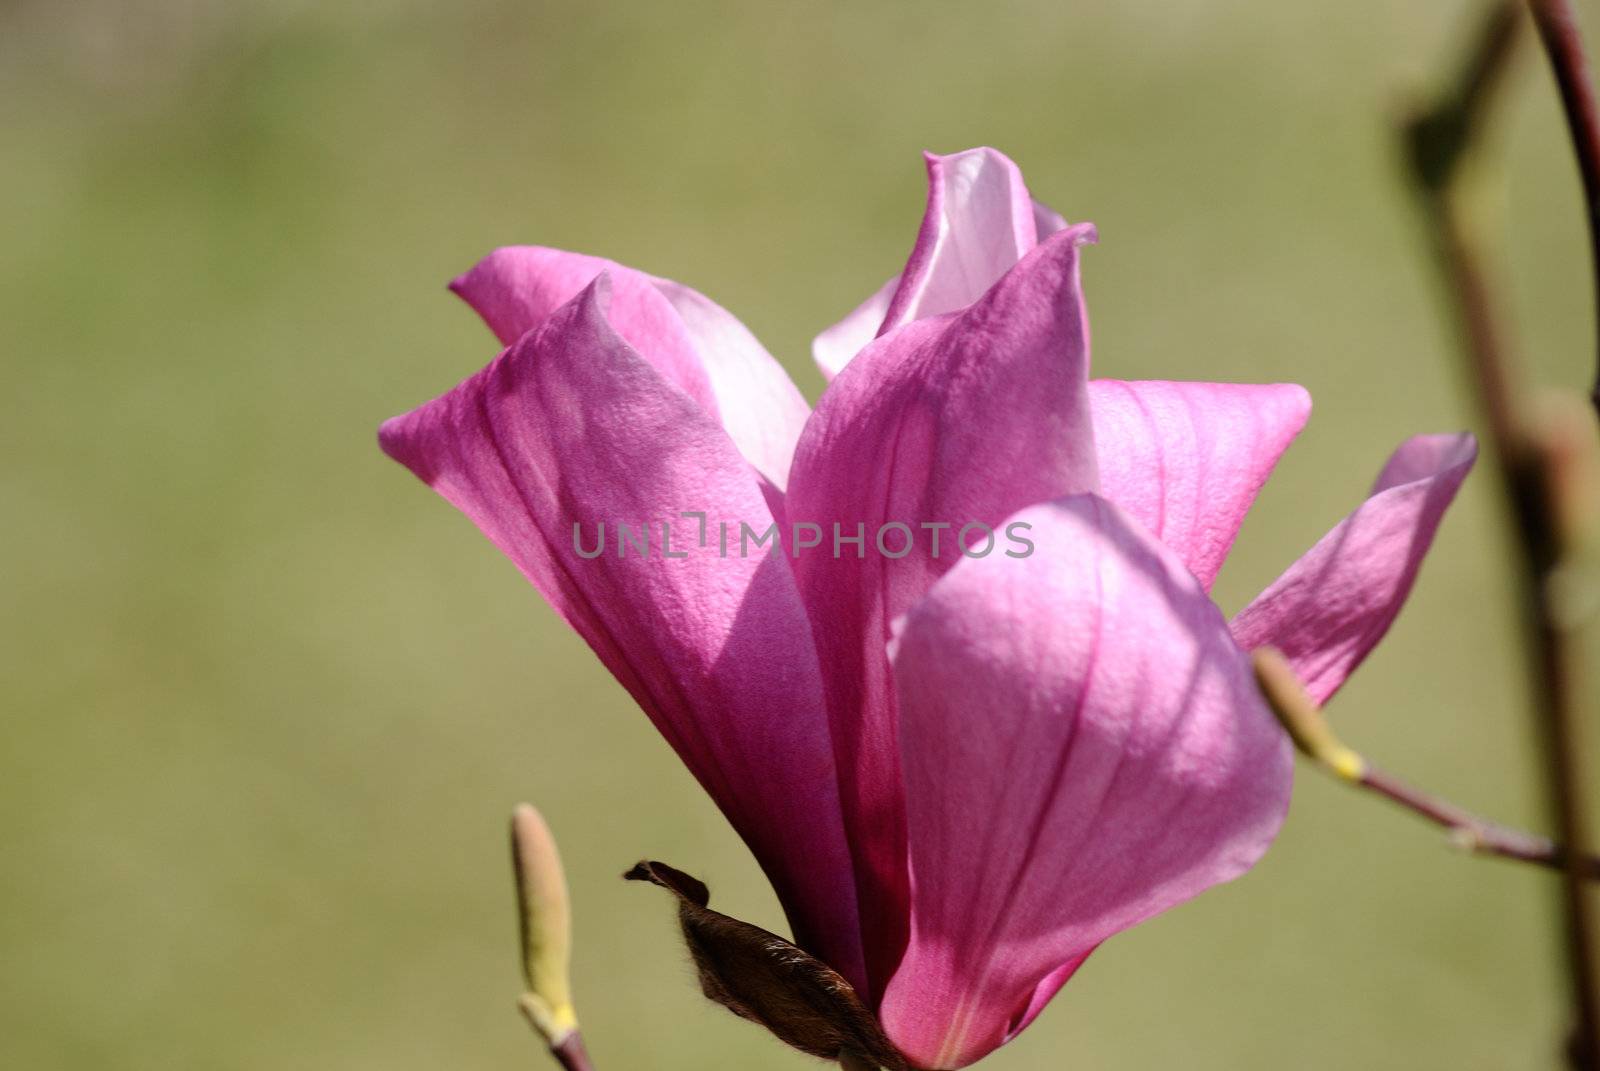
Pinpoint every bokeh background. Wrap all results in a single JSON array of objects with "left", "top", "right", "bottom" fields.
[{"left": 5, "top": 1, "right": 1600, "bottom": 1067}]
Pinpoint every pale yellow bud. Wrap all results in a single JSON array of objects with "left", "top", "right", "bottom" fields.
[
  {"left": 511, "top": 804, "right": 578, "bottom": 1045},
  {"left": 1252, "top": 648, "right": 1367, "bottom": 782}
]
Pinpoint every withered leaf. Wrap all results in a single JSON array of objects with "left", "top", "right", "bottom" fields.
[{"left": 625, "top": 860, "right": 907, "bottom": 1070}]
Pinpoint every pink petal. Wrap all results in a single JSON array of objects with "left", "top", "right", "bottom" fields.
[
  {"left": 813, "top": 274, "right": 898, "bottom": 382},
  {"left": 1032, "top": 198, "right": 1070, "bottom": 241},
  {"left": 449, "top": 247, "right": 713, "bottom": 405},
  {"left": 451, "top": 246, "right": 810, "bottom": 490},
  {"left": 810, "top": 146, "right": 1068, "bottom": 382},
  {"left": 645, "top": 278, "right": 810, "bottom": 491},
  {"left": 1090, "top": 380, "right": 1312, "bottom": 590},
  {"left": 881, "top": 496, "right": 1293, "bottom": 1069},
  {"left": 785, "top": 224, "right": 1101, "bottom": 997},
  {"left": 879, "top": 148, "right": 1042, "bottom": 336},
  {"left": 1230, "top": 432, "right": 1478, "bottom": 705},
  {"left": 379, "top": 275, "right": 864, "bottom": 987}
]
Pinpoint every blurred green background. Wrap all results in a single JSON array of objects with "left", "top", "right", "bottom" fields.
[{"left": 5, "top": 1, "right": 1599, "bottom": 1067}]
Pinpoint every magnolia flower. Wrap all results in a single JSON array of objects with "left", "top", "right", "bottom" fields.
[{"left": 380, "top": 147, "right": 1475, "bottom": 1069}]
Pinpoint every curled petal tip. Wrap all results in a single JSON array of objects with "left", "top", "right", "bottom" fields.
[
  {"left": 1372, "top": 430, "right": 1477, "bottom": 493},
  {"left": 445, "top": 272, "right": 469, "bottom": 297},
  {"left": 1232, "top": 431, "right": 1477, "bottom": 704},
  {"left": 376, "top": 410, "right": 430, "bottom": 476},
  {"left": 1064, "top": 220, "right": 1098, "bottom": 246},
  {"left": 579, "top": 268, "right": 614, "bottom": 311},
  {"left": 922, "top": 145, "right": 1012, "bottom": 168},
  {"left": 375, "top": 415, "right": 402, "bottom": 461}
]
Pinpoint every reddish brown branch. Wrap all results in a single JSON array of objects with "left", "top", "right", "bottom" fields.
[
  {"left": 549, "top": 1032, "right": 596, "bottom": 1071},
  {"left": 1528, "top": 0, "right": 1600, "bottom": 415},
  {"left": 1359, "top": 763, "right": 1600, "bottom": 877},
  {"left": 1254, "top": 648, "right": 1600, "bottom": 880},
  {"left": 1403, "top": 4, "right": 1600, "bottom": 1064}
]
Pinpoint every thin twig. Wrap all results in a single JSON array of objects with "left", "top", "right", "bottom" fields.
[
  {"left": 1403, "top": 5, "right": 1600, "bottom": 1064},
  {"left": 548, "top": 1032, "right": 596, "bottom": 1071},
  {"left": 1254, "top": 649, "right": 1600, "bottom": 878},
  {"left": 1362, "top": 761, "right": 1600, "bottom": 877},
  {"left": 1528, "top": 0, "right": 1600, "bottom": 415},
  {"left": 1405, "top": 0, "right": 1527, "bottom": 450},
  {"left": 517, "top": 1000, "right": 597, "bottom": 1071}
]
